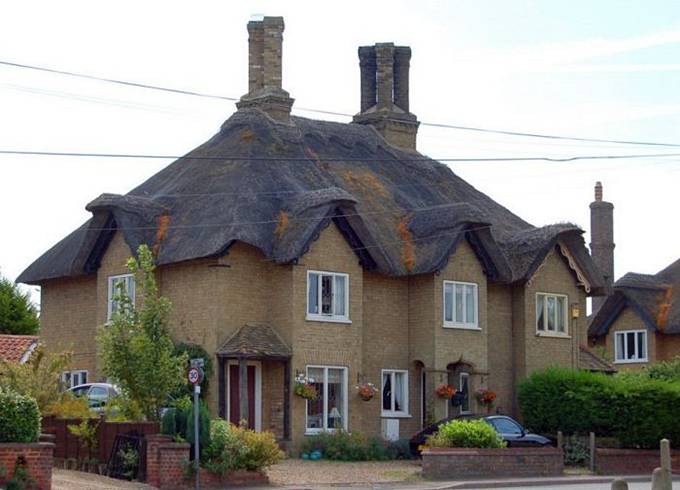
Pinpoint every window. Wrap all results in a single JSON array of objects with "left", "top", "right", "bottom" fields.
[
  {"left": 107, "top": 274, "right": 135, "bottom": 321},
  {"left": 458, "top": 373, "right": 471, "bottom": 414},
  {"left": 443, "top": 281, "right": 478, "bottom": 329},
  {"left": 305, "top": 366, "right": 348, "bottom": 433},
  {"left": 307, "top": 271, "right": 349, "bottom": 322},
  {"left": 536, "top": 293, "right": 568, "bottom": 334},
  {"left": 381, "top": 370, "right": 409, "bottom": 417},
  {"left": 62, "top": 370, "right": 88, "bottom": 388},
  {"left": 615, "top": 330, "right": 648, "bottom": 363},
  {"left": 489, "top": 417, "right": 523, "bottom": 435}
]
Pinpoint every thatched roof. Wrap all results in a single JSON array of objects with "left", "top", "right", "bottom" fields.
[
  {"left": 17, "top": 109, "right": 605, "bottom": 290},
  {"left": 589, "top": 258, "right": 680, "bottom": 337}
]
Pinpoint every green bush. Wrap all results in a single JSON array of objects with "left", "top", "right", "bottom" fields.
[
  {"left": 0, "top": 387, "right": 40, "bottom": 443},
  {"left": 427, "top": 419, "right": 506, "bottom": 449},
  {"left": 186, "top": 400, "right": 211, "bottom": 456},
  {"left": 518, "top": 367, "right": 680, "bottom": 449},
  {"left": 203, "top": 420, "right": 283, "bottom": 473},
  {"left": 171, "top": 343, "right": 214, "bottom": 399},
  {"left": 300, "top": 431, "right": 413, "bottom": 461}
]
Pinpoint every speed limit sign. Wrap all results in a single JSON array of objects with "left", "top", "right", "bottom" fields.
[{"left": 188, "top": 367, "right": 202, "bottom": 385}]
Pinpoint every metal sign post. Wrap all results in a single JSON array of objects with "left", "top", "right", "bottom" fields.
[{"left": 188, "top": 359, "right": 204, "bottom": 490}]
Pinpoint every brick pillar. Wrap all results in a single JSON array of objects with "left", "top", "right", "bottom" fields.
[
  {"left": 145, "top": 434, "right": 172, "bottom": 488},
  {"left": 247, "top": 21, "right": 264, "bottom": 93},
  {"left": 158, "top": 442, "right": 191, "bottom": 490}
]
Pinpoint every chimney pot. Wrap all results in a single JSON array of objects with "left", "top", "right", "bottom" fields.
[{"left": 595, "top": 181, "right": 603, "bottom": 202}]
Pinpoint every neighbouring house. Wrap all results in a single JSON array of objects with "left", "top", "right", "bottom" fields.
[
  {"left": 588, "top": 182, "right": 679, "bottom": 369},
  {"left": 18, "top": 17, "right": 606, "bottom": 449},
  {"left": 0, "top": 334, "right": 38, "bottom": 364}
]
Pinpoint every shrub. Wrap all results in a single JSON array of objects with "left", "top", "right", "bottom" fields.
[
  {"left": 300, "top": 431, "right": 412, "bottom": 461},
  {"left": 203, "top": 420, "right": 283, "bottom": 474},
  {"left": 186, "top": 400, "right": 211, "bottom": 456},
  {"left": 518, "top": 367, "right": 680, "bottom": 449},
  {"left": 0, "top": 387, "right": 40, "bottom": 443},
  {"left": 45, "top": 396, "right": 94, "bottom": 419},
  {"left": 171, "top": 343, "right": 214, "bottom": 399},
  {"left": 427, "top": 419, "right": 506, "bottom": 449}
]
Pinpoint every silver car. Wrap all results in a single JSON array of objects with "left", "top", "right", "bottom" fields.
[{"left": 67, "top": 383, "right": 120, "bottom": 412}]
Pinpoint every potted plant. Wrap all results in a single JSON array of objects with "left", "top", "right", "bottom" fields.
[
  {"left": 475, "top": 388, "right": 497, "bottom": 413},
  {"left": 355, "top": 382, "right": 379, "bottom": 401},
  {"left": 294, "top": 373, "right": 318, "bottom": 401},
  {"left": 435, "top": 384, "right": 455, "bottom": 399}
]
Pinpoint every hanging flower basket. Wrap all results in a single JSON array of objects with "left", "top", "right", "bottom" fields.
[
  {"left": 475, "top": 388, "right": 497, "bottom": 412},
  {"left": 435, "top": 384, "right": 456, "bottom": 399},
  {"left": 355, "top": 382, "right": 379, "bottom": 401},
  {"left": 294, "top": 373, "right": 318, "bottom": 401}
]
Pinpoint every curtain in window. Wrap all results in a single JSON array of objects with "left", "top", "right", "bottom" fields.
[
  {"left": 444, "top": 283, "right": 453, "bottom": 322},
  {"left": 455, "top": 284, "right": 464, "bottom": 322},
  {"left": 536, "top": 295, "right": 545, "bottom": 330},
  {"left": 546, "top": 296, "right": 556, "bottom": 331},
  {"left": 327, "top": 368, "right": 345, "bottom": 429},
  {"left": 306, "top": 367, "right": 324, "bottom": 430},
  {"left": 394, "top": 373, "right": 405, "bottom": 412},
  {"left": 556, "top": 297, "right": 565, "bottom": 332},
  {"left": 465, "top": 285, "right": 475, "bottom": 324},
  {"left": 334, "top": 275, "right": 346, "bottom": 316},
  {"left": 616, "top": 333, "right": 625, "bottom": 360},
  {"left": 308, "top": 273, "right": 319, "bottom": 314}
]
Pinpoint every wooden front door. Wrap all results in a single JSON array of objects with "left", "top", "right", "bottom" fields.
[{"left": 229, "top": 365, "right": 256, "bottom": 429}]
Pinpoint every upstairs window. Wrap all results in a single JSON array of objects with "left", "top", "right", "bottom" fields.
[
  {"left": 307, "top": 271, "right": 349, "bottom": 322},
  {"left": 382, "top": 370, "right": 409, "bottom": 417},
  {"left": 536, "top": 293, "right": 567, "bottom": 335},
  {"left": 107, "top": 274, "right": 135, "bottom": 321},
  {"left": 443, "top": 281, "right": 478, "bottom": 329},
  {"left": 615, "top": 330, "right": 648, "bottom": 363}
]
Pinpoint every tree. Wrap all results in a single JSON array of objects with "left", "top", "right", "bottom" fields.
[
  {"left": 97, "top": 245, "right": 187, "bottom": 421},
  {"left": 0, "top": 346, "right": 72, "bottom": 412},
  {"left": 0, "top": 274, "right": 39, "bottom": 335}
]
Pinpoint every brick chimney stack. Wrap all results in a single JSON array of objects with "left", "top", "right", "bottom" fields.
[
  {"left": 237, "top": 16, "right": 294, "bottom": 122},
  {"left": 590, "top": 181, "right": 615, "bottom": 314},
  {"left": 353, "top": 43, "right": 420, "bottom": 151}
]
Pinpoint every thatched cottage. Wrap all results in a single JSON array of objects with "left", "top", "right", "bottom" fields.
[{"left": 19, "top": 17, "right": 606, "bottom": 449}]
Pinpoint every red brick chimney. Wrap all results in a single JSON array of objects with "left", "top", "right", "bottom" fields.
[
  {"left": 590, "top": 181, "right": 615, "bottom": 313},
  {"left": 237, "top": 16, "right": 294, "bottom": 122},
  {"left": 353, "top": 43, "right": 420, "bottom": 151}
]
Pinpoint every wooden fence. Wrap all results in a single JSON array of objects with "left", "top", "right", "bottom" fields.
[{"left": 41, "top": 416, "right": 159, "bottom": 464}]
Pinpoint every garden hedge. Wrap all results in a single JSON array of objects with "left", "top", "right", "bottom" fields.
[
  {"left": 0, "top": 386, "right": 40, "bottom": 443},
  {"left": 518, "top": 367, "right": 680, "bottom": 449}
]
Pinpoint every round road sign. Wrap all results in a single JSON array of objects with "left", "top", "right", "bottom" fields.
[{"left": 188, "top": 367, "right": 201, "bottom": 385}]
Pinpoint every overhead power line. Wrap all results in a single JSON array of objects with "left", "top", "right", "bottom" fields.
[
  {"left": 1, "top": 149, "right": 680, "bottom": 163},
  {"left": 2, "top": 59, "right": 680, "bottom": 149}
]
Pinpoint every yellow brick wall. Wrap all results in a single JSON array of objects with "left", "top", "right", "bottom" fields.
[
  {"left": 487, "top": 284, "right": 514, "bottom": 415},
  {"left": 657, "top": 333, "right": 680, "bottom": 362}
]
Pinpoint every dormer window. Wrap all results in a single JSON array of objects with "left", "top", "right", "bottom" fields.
[{"left": 306, "top": 271, "right": 350, "bottom": 323}]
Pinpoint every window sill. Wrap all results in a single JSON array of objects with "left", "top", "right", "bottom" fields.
[
  {"left": 306, "top": 315, "right": 352, "bottom": 324},
  {"left": 614, "top": 359, "right": 648, "bottom": 364},
  {"left": 381, "top": 412, "right": 412, "bottom": 419},
  {"left": 304, "top": 428, "right": 346, "bottom": 436},
  {"left": 535, "top": 331, "right": 571, "bottom": 339},
  {"left": 442, "top": 324, "right": 481, "bottom": 331}
]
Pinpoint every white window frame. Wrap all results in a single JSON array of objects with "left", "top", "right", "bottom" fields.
[
  {"left": 306, "top": 271, "right": 350, "bottom": 323},
  {"left": 535, "top": 292, "right": 569, "bottom": 336},
  {"left": 381, "top": 369, "right": 410, "bottom": 418},
  {"left": 459, "top": 372, "right": 471, "bottom": 415},
  {"left": 305, "top": 365, "right": 349, "bottom": 434},
  {"left": 614, "top": 330, "right": 648, "bottom": 364},
  {"left": 443, "top": 281, "right": 479, "bottom": 330},
  {"left": 62, "top": 370, "right": 88, "bottom": 388},
  {"left": 107, "top": 273, "right": 135, "bottom": 322}
]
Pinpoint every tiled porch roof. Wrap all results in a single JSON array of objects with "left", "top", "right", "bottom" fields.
[
  {"left": 217, "top": 323, "right": 291, "bottom": 359},
  {"left": 579, "top": 345, "right": 616, "bottom": 373},
  {"left": 0, "top": 334, "right": 38, "bottom": 363}
]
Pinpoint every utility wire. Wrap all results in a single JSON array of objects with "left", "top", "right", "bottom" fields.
[
  {"left": 2, "top": 59, "right": 680, "bottom": 149},
  {"left": 1, "top": 149, "right": 680, "bottom": 163}
]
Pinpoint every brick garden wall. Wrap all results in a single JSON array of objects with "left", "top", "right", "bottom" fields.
[
  {"left": 422, "top": 447, "right": 564, "bottom": 480},
  {"left": 0, "top": 443, "right": 54, "bottom": 490},
  {"left": 595, "top": 448, "right": 680, "bottom": 475}
]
